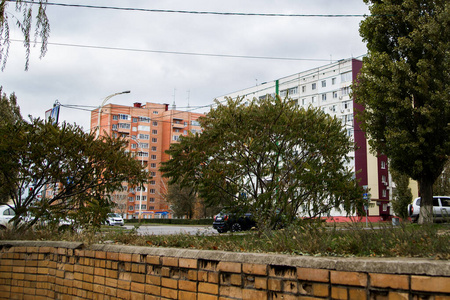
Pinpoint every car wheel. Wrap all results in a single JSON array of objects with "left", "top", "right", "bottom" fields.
[{"left": 231, "top": 223, "right": 242, "bottom": 232}]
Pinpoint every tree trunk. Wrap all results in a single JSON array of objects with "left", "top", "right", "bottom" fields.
[{"left": 418, "top": 179, "right": 434, "bottom": 224}]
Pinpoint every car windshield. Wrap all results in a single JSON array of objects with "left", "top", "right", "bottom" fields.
[{"left": 109, "top": 213, "right": 121, "bottom": 218}]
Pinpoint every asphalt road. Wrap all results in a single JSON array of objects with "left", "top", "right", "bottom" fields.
[{"left": 124, "top": 225, "right": 218, "bottom": 235}]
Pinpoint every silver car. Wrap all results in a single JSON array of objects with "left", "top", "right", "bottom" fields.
[
  {"left": 408, "top": 196, "right": 450, "bottom": 222},
  {"left": 106, "top": 213, "right": 124, "bottom": 226},
  {"left": 0, "top": 205, "right": 15, "bottom": 229}
]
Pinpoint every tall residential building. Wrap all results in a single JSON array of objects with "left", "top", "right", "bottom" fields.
[
  {"left": 90, "top": 102, "right": 204, "bottom": 219},
  {"left": 216, "top": 58, "right": 407, "bottom": 219}
]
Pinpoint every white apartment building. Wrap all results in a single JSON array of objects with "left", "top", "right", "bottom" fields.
[{"left": 216, "top": 58, "right": 395, "bottom": 220}]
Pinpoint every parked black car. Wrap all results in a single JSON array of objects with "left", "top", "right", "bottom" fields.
[{"left": 212, "top": 210, "right": 256, "bottom": 233}]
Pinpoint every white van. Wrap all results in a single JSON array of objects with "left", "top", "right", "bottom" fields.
[
  {"left": 408, "top": 196, "right": 450, "bottom": 222},
  {"left": 0, "top": 205, "right": 15, "bottom": 229}
]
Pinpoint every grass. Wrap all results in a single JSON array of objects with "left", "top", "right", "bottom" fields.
[{"left": 1, "top": 221, "right": 449, "bottom": 259}]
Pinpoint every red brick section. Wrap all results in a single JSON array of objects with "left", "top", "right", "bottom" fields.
[{"left": 0, "top": 242, "right": 449, "bottom": 300}]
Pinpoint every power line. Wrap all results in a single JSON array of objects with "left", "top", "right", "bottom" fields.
[
  {"left": 9, "top": 39, "right": 333, "bottom": 62},
  {"left": 6, "top": 1, "right": 369, "bottom": 18}
]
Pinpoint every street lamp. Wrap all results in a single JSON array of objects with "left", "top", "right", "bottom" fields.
[
  {"left": 95, "top": 91, "right": 131, "bottom": 139},
  {"left": 131, "top": 137, "right": 145, "bottom": 221}
]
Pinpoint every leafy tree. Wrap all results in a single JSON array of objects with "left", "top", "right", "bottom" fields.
[
  {"left": 354, "top": 0, "right": 450, "bottom": 224},
  {"left": 161, "top": 96, "right": 364, "bottom": 228},
  {"left": 391, "top": 168, "right": 413, "bottom": 220},
  {"left": 0, "top": 118, "right": 149, "bottom": 230},
  {"left": 165, "top": 182, "right": 197, "bottom": 219},
  {"left": 0, "top": 87, "right": 23, "bottom": 204},
  {"left": 433, "top": 160, "right": 450, "bottom": 196},
  {"left": 0, "top": 0, "right": 50, "bottom": 70}
]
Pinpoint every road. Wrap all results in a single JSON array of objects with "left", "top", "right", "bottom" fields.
[{"left": 123, "top": 225, "right": 218, "bottom": 236}]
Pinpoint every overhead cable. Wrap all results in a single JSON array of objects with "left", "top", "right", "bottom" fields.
[{"left": 5, "top": 0, "right": 368, "bottom": 18}]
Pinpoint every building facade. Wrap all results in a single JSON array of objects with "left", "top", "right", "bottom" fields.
[
  {"left": 216, "top": 58, "right": 399, "bottom": 219},
  {"left": 90, "top": 102, "right": 204, "bottom": 219}
]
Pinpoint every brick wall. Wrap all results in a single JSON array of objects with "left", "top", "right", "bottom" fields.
[{"left": 0, "top": 240, "right": 449, "bottom": 299}]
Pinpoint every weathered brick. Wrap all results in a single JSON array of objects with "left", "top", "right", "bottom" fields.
[
  {"left": 119, "top": 253, "right": 132, "bottom": 262},
  {"left": 161, "top": 287, "right": 178, "bottom": 299},
  {"left": 130, "top": 291, "right": 145, "bottom": 300},
  {"left": 283, "top": 280, "right": 299, "bottom": 294},
  {"left": 198, "top": 282, "right": 218, "bottom": 294},
  {"left": 349, "top": 287, "right": 366, "bottom": 299},
  {"left": 179, "top": 258, "right": 197, "bottom": 269},
  {"left": 411, "top": 276, "right": 450, "bottom": 293},
  {"left": 146, "top": 255, "right": 160, "bottom": 265},
  {"left": 370, "top": 273, "right": 409, "bottom": 290},
  {"left": 242, "top": 288, "right": 267, "bottom": 300},
  {"left": 268, "top": 279, "right": 282, "bottom": 291},
  {"left": 218, "top": 261, "right": 241, "bottom": 273},
  {"left": 198, "top": 293, "right": 218, "bottom": 300},
  {"left": 220, "top": 285, "right": 243, "bottom": 298},
  {"left": 179, "top": 290, "right": 197, "bottom": 300},
  {"left": 330, "top": 271, "right": 367, "bottom": 287},
  {"left": 297, "top": 267, "right": 329, "bottom": 282},
  {"left": 117, "top": 279, "right": 131, "bottom": 291},
  {"left": 179, "top": 279, "right": 197, "bottom": 292},
  {"left": 145, "top": 284, "right": 161, "bottom": 296},
  {"left": 162, "top": 277, "right": 178, "bottom": 289},
  {"left": 243, "top": 263, "right": 267, "bottom": 276},
  {"left": 331, "top": 286, "right": 347, "bottom": 300},
  {"left": 311, "top": 283, "right": 329, "bottom": 297},
  {"left": 131, "top": 282, "right": 146, "bottom": 294},
  {"left": 255, "top": 277, "right": 267, "bottom": 290},
  {"left": 162, "top": 256, "right": 179, "bottom": 267},
  {"left": 131, "top": 273, "right": 145, "bottom": 283}
]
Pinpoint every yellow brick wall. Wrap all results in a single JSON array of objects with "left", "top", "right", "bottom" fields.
[{"left": 0, "top": 241, "right": 449, "bottom": 300}]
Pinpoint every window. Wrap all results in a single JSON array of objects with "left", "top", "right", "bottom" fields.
[
  {"left": 191, "top": 120, "right": 200, "bottom": 126},
  {"left": 131, "top": 143, "right": 137, "bottom": 149},
  {"left": 132, "top": 127, "right": 137, "bottom": 132},
  {"left": 152, "top": 130, "right": 158, "bottom": 135},
  {"left": 153, "top": 111, "right": 159, "bottom": 114},
  {"left": 112, "top": 124, "right": 117, "bottom": 131},
  {"left": 140, "top": 205, "right": 147, "bottom": 210},
  {"left": 322, "top": 94, "right": 327, "bottom": 101},
  {"left": 288, "top": 87, "right": 298, "bottom": 95},
  {"left": 332, "top": 77, "right": 336, "bottom": 85},
  {"left": 150, "top": 189, "right": 156, "bottom": 194},
  {"left": 140, "top": 143, "right": 149, "bottom": 149},
  {"left": 302, "top": 86, "right": 306, "bottom": 93},
  {"left": 382, "top": 175, "right": 386, "bottom": 183},
  {"left": 312, "top": 83, "right": 316, "bottom": 90},
  {"left": 113, "top": 115, "right": 118, "bottom": 120},
  {"left": 128, "top": 206, "right": 134, "bottom": 211},
  {"left": 149, "top": 198, "right": 155, "bottom": 203},
  {"left": 152, "top": 121, "right": 158, "bottom": 126},
  {"left": 139, "top": 116, "right": 151, "bottom": 123},
  {"left": 132, "top": 118, "right": 138, "bottom": 123},
  {"left": 341, "top": 72, "right": 352, "bottom": 82},
  {"left": 312, "top": 96, "right": 316, "bottom": 103},
  {"left": 151, "top": 155, "right": 157, "bottom": 160},
  {"left": 119, "top": 114, "right": 130, "bottom": 120},
  {"left": 150, "top": 163, "right": 156, "bottom": 168},
  {"left": 118, "top": 123, "right": 131, "bottom": 129},
  {"left": 138, "top": 125, "right": 150, "bottom": 131},
  {"left": 342, "top": 86, "right": 352, "bottom": 96},
  {"left": 137, "top": 151, "right": 148, "bottom": 157},
  {"left": 321, "top": 80, "right": 326, "bottom": 87},
  {"left": 441, "top": 198, "right": 450, "bottom": 207},
  {"left": 149, "top": 206, "right": 155, "bottom": 210},
  {"left": 138, "top": 134, "right": 149, "bottom": 140},
  {"left": 150, "top": 180, "right": 155, "bottom": 185},
  {"left": 151, "top": 138, "right": 157, "bottom": 143},
  {"left": 302, "top": 98, "right": 306, "bottom": 106},
  {"left": 136, "top": 186, "right": 146, "bottom": 192},
  {"left": 381, "top": 161, "right": 386, "bottom": 169},
  {"left": 151, "top": 146, "right": 157, "bottom": 151},
  {"left": 333, "top": 91, "right": 338, "bottom": 99},
  {"left": 173, "top": 135, "right": 179, "bottom": 141}
]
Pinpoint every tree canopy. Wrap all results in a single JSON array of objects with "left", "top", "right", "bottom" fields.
[
  {"left": 161, "top": 96, "right": 364, "bottom": 228},
  {"left": 0, "top": 0, "right": 50, "bottom": 70},
  {"left": 0, "top": 118, "right": 149, "bottom": 230},
  {"left": 354, "top": 0, "right": 450, "bottom": 223}
]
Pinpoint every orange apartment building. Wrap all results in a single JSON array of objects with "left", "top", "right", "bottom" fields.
[{"left": 90, "top": 102, "right": 204, "bottom": 220}]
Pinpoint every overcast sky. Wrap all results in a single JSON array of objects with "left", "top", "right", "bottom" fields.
[{"left": 0, "top": 0, "right": 369, "bottom": 131}]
